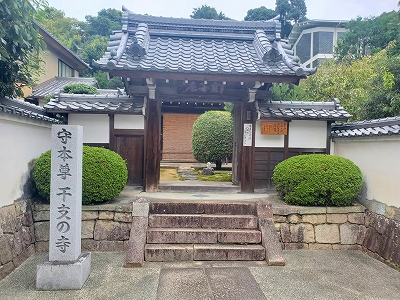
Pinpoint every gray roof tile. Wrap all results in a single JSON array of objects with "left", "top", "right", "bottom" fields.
[
  {"left": 44, "top": 93, "right": 143, "bottom": 114},
  {"left": 93, "top": 7, "right": 316, "bottom": 78},
  {"left": 257, "top": 99, "right": 351, "bottom": 121},
  {"left": 331, "top": 117, "right": 400, "bottom": 138},
  {"left": 0, "top": 98, "right": 63, "bottom": 124}
]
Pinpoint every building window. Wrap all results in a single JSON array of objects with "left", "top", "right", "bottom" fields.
[
  {"left": 58, "top": 60, "right": 74, "bottom": 77},
  {"left": 296, "top": 33, "right": 311, "bottom": 64},
  {"left": 315, "top": 31, "right": 334, "bottom": 55}
]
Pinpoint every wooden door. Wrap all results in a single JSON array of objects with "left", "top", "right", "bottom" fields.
[{"left": 115, "top": 135, "right": 144, "bottom": 185}]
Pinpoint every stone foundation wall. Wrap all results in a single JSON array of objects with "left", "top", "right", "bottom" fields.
[
  {"left": 0, "top": 200, "right": 35, "bottom": 280},
  {"left": 363, "top": 211, "right": 400, "bottom": 267},
  {"left": 273, "top": 205, "right": 366, "bottom": 250},
  {"left": 2, "top": 200, "right": 396, "bottom": 274},
  {"left": 33, "top": 203, "right": 133, "bottom": 252}
]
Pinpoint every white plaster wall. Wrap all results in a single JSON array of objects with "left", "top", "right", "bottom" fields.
[
  {"left": 333, "top": 137, "right": 400, "bottom": 208},
  {"left": 289, "top": 120, "right": 327, "bottom": 148},
  {"left": 68, "top": 114, "right": 109, "bottom": 143},
  {"left": 255, "top": 120, "right": 284, "bottom": 147},
  {"left": 0, "top": 115, "right": 52, "bottom": 207},
  {"left": 114, "top": 115, "right": 144, "bottom": 129}
]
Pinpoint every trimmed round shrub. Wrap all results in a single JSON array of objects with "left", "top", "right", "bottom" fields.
[
  {"left": 33, "top": 146, "right": 128, "bottom": 205},
  {"left": 272, "top": 154, "right": 362, "bottom": 206},
  {"left": 62, "top": 83, "right": 99, "bottom": 94},
  {"left": 192, "top": 110, "right": 233, "bottom": 169}
]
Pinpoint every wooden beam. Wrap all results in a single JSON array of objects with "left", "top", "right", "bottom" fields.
[
  {"left": 145, "top": 98, "right": 161, "bottom": 192},
  {"left": 114, "top": 129, "right": 145, "bottom": 136},
  {"left": 108, "top": 70, "right": 303, "bottom": 84}
]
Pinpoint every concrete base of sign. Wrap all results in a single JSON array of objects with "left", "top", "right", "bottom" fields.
[{"left": 36, "top": 252, "right": 91, "bottom": 290}]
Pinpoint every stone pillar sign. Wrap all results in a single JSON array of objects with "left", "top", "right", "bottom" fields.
[{"left": 36, "top": 125, "right": 91, "bottom": 290}]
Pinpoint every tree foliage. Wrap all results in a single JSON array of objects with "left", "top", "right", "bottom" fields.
[
  {"left": 190, "top": 5, "right": 231, "bottom": 20},
  {"left": 36, "top": 6, "right": 123, "bottom": 89},
  {"left": 335, "top": 12, "right": 400, "bottom": 61},
  {"left": 0, "top": 0, "right": 45, "bottom": 98},
  {"left": 192, "top": 111, "right": 233, "bottom": 169},
  {"left": 299, "top": 43, "right": 400, "bottom": 120},
  {"left": 276, "top": 0, "right": 307, "bottom": 38},
  {"left": 244, "top": 6, "right": 276, "bottom": 21},
  {"left": 270, "top": 83, "right": 307, "bottom": 101},
  {"left": 85, "top": 8, "right": 122, "bottom": 37},
  {"left": 244, "top": 1, "right": 307, "bottom": 38}
]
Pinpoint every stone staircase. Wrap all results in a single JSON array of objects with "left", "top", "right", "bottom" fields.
[
  {"left": 124, "top": 200, "right": 285, "bottom": 266},
  {"left": 145, "top": 202, "right": 265, "bottom": 261}
]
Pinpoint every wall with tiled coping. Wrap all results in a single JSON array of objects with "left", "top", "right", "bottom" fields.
[{"left": 1, "top": 199, "right": 400, "bottom": 280}]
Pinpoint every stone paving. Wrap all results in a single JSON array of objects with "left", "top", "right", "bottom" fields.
[{"left": 1, "top": 250, "right": 399, "bottom": 299}]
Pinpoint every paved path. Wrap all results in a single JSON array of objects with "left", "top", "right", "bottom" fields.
[{"left": 1, "top": 250, "right": 399, "bottom": 299}]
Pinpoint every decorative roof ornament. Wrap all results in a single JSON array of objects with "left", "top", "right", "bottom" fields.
[
  {"left": 264, "top": 46, "right": 282, "bottom": 64},
  {"left": 126, "top": 23, "right": 150, "bottom": 60}
]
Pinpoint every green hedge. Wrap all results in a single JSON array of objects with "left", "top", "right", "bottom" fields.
[
  {"left": 191, "top": 110, "right": 233, "bottom": 164},
  {"left": 33, "top": 146, "right": 128, "bottom": 205},
  {"left": 62, "top": 83, "right": 99, "bottom": 94},
  {"left": 272, "top": 154, "right": 362, "bottom": 206}
]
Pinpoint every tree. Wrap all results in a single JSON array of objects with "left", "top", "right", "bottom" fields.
[
  {"left": 0, "top": 0, "right": 45, "bottom": 98},
  {"left": 190, "top": 5, "right": 231, "bottom": 20},
  {"left": 192, "top": 111, "right": 233, "bottom": 170},
  {"left": 275, "top": 0, "right": 307, "bottom": 38},
  {"left": 35, "top": 6, "right": 86, "bottom": 52},
  {"left": 36, "top": 6, "right": 123, "bottom": 88},
  {"left": 299, "top": 43, "right": 398, "bottom": 120},
  {"left": 244, "top": 6, "right": 276, "bottom": 21},
  {"left": 335, "top": 12, "right": 400, "bottom": 61},
  {"left": 85, "top": 8, "right": 122, "bottom": 37},
  {"left": 269, "top": 83, "right": 307, "bottom": 101}
]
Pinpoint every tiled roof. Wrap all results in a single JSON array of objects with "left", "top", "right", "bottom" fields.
[
  {"left": 257, "top": 99, "right": 351, "bottom": 121},
  {"left": 28, "top": 77, "right": 98, "bottom": 98},
  {"left": 93, "top": 6, "right": 316, "bottom": 78},
  {"left": 44, "top": 93, "right": 143, "bottom": 114},
  {"left": 0, "top": 98, "right": 63, "bottom": 124},
  {"left": 331, "top": 117, "right": 400, "bottom": 138}
]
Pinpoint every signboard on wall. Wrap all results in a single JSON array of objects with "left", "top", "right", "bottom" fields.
[
  {"left": 243, "top": 124, "right": 252, "bottom": 146},
  {"left": 261, "top": 121, "right": 288, "bottom": 135}
]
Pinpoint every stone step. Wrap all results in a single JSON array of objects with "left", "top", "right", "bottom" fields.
[
  {"left": 148, "top": 214, "right": 258, "bottom": 229},
  {"left": 149, "top": 202, "right": 256, "bottom": 215},
  {"left": 145, "top": 244, "right": 266, "bottom": 262},
  {"left": 147, "top": 228, "right": 261, "bottom": 244},
  {"left": 158, "top": 184, "right": 240, "bottom": 194}
]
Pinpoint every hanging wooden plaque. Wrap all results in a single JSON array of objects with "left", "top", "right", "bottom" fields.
[{"left": 261, "top": 121, "right": 288, "bottom": 135}]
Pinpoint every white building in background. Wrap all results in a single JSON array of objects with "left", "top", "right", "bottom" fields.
[{"left": 289, "top": 20, "right": 348, "bottom": 68}]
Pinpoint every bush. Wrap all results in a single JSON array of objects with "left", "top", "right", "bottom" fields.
[
  {"left": 62, "top": 83, "right": 99, "bottom": 94},
  {"left": 272, "top": 154, "right": 362, "bottom": 206},
  {"left": 192, "top": 110, "right": 233, "bottom": 169},
  {"left": 33, "top": 146, "right": 128, "bottom": 205}
]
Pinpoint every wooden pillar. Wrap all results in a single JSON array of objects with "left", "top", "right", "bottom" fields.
[
  {"left": 232, "top": 103, "right": 242, "bottom": 185},
  {"left": 240, "top": 100, "right": 256, "bottom": 193},
  {"left": 145, "top": 79, "right": 161, "bottom": 192},
  {"left": 326, "top": 121, "right": 333, "bottom": 154},
  {"left": 109, "top": 114, "right": 115, "bottom": 151},
  {"left": 284, "top": 120, "right": 289, "bottom": 159}
]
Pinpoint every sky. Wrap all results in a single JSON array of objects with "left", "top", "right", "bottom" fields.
[{"left": 46, "top": 0, "right": 398, "bottom": 21}]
